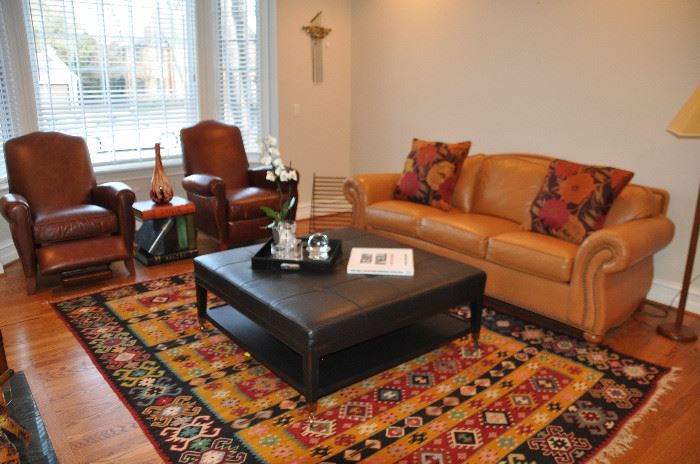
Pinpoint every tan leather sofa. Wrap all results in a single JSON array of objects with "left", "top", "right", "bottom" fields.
[{"left": 344, "top": 154, "right": 674, "bottom": 342}]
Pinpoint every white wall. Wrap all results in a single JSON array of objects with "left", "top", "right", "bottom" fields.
[
  {"left": 276, "top": 0, "right": 352, "bottom": 209},
  {"left": 350, "top": 0, "right": 700, "bottom": 311}
]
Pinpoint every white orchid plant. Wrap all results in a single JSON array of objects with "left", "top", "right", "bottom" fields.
[{"left": 259, "top": 135, "right": 298, "bottom": 227}]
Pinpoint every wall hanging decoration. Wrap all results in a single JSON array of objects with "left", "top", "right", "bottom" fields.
[
  {"left": 149, "top": 142, "right": 174, "bottom": 204},
  {"left": 302, "top": 11, "right": 331, "bottom": 85}
]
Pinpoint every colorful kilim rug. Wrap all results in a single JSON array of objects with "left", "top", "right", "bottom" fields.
[{"left": 51, "top": 273, "right": 677, "bottom": 463}]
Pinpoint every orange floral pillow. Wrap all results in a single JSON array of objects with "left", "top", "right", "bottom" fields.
[
  {"left": 394, "top": 138, "right": 471, "bottom": 211},
  {"left": 529, "top": 159, "right": 634, "bottom": 243}
]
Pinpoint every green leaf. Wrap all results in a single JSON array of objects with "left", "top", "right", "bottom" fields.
[{"left": 260, "top": 206, "right": 280, "bottom": 220}]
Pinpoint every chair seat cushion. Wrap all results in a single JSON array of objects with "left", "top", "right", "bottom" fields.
[
  {"left": 227, "top": 187, "right": 281, "bottom": 221},
  {"left": 33, "top": 205, "right": 118, "bottom": 243}
]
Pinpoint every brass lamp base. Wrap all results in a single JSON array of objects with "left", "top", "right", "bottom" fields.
[{"left": 657, "top": 322, "right": 697, "bottom": 343}]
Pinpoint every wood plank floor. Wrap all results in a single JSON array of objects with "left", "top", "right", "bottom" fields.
[{"left": 0, "top": 225, "right": 699, "bottom": 463}]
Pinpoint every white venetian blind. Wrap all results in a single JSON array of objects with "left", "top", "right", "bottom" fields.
[
  {"left": 24, "top": 0, "right": 198, "bottom": 165},
  {"left": 0, "top": 5, "right": 19, "bottom": 180},
  {"left": 217, "top": 0, "right": 262, "bottom": 154}
]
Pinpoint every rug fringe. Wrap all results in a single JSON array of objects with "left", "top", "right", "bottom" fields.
[{"left": 588, "top": 366, "right": 681, "bottom": 464}]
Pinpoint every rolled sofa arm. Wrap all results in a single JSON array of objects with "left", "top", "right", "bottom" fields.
[
  {"left": 0, "top": 193, "right": 37, "bottom": 283},
  {"left": 568, "top": 215, "right": 674, "bottom": 335},
  {"left": 575, "top": 216, "right": 675, "bottom": 274},
  {"left": 182, "top": 174, "right": 225, "bottom": 198},
  {"left": 344, "top": 173, "right": 401, "bottom": 229}
]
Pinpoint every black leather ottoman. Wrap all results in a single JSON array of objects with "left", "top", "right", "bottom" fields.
[{"left": 194, "top": 228, "right": 486, "bottom": 414}]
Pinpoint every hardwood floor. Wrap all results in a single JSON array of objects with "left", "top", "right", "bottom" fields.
[{"left": 0, "top": 225, "right": 699, "bottom": 463}]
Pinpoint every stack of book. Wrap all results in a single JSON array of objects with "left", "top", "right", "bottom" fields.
[{"left": 134, "top": 214, "right": 198, "bottom": 266}]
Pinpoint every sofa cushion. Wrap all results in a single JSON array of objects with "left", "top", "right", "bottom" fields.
[
  {"left": 528, "top": 160, "right": 634, "bottom": 243},
  {"left": 487, "top": 231, "right": 579, "bottom": 282},
  {"left": 470, "top": 155, "right": 549, "bottom": 223},
  {"left": 366, "top": 200, "right": 445, "bottom": 237},
  {"left": 33, "top": 205, "right": 117, "bottom": 243},
  {"left": 420, "top": 213, "right": 521, "bottom": 258},
  {"left": 452, "top": 154, "right": 485, "bottom": 212},
  {"left": 394, "top": 138, "right": 471, "bottom": 211}
]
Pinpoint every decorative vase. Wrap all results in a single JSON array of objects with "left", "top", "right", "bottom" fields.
[
  {"left": 149, "top": 143, "right": 173, "bottom": 205},
  {"left": 271, "top": 220, "right": 299, "bottom": 257}
]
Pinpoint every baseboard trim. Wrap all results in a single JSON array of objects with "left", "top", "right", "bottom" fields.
[
  {"left": 0, "top": 239, "right": 17, "bottom": 270},
  {"left": 647, "top": 278, "right": 700, "bottom": 315}
]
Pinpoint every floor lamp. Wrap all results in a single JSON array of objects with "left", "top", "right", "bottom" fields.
[{"left": 657, "top": 85, "right": 700, "bottom": 343}]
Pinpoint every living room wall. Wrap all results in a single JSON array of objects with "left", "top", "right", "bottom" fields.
[
  {"left": 276, "top": 0, "right": 352, "bottom": 210},
  {"left": 350, "top": 0, "right": 700, "bottom": 311}
]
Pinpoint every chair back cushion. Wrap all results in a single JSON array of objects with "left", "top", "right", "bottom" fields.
[
  {"left": 180, "top": 120, "right": 250, "bottom": 189},
  {"left": 4, "top": 132, "right": 96, "bottom": 213}
]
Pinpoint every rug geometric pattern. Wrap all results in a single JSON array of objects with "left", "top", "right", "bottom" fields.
[{"left": 51, "top": 273, "right": 676, "bottom": 463}]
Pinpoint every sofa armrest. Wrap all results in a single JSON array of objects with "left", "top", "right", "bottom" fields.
[
  {"left": 182, "top": 174, "right": 225, "bottom": 197},
  {"left": 575, "top": 216, "right": 675, "bottom": 274},
  {"left": 0, "top": 193, "right": 37, "bottom": 283},
  {"left": 344, "top": 173, "right": 401, "bottom": 229},
  {"left": 92, "top": 182, "right": 136, "bottom": 255}
]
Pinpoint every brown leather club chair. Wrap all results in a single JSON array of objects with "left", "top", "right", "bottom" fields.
[
  {"left": 180, "top": 120, "right": 298, "bottom": 250},
  {"left": 0, "top": 132, "right": 136, "bottom": 294}
]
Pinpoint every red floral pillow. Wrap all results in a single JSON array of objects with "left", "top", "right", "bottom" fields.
[
  {"left": 394, "top": 138, "right": 471, "bottom": 211},
  {"left": 529, "top": 160, "right": 634, "bottom": 243}
]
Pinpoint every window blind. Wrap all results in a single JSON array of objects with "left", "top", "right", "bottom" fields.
[
  {"left": 0, "top": 5, "right": 19, "bottom": 180},
  {"left": 217, "top": 0, "right": 262, "bottom": 154},
  {"left": 24, "top": 0, "right": 198, "bottom": 165}
]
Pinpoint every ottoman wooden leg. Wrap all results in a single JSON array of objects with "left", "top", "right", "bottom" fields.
[
  {"left": 196, "top": 284, "right": 208, "bottom": 330},
  {"left": 303, "top": 351, "right": 319, "bottom": 423}
]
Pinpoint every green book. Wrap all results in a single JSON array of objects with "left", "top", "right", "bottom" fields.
[
  {"left": 176, "top": 216, "right": 188, "bottom": 250},
  {"left": 186, "top": 214, "right": 196, "bottom": 250}
]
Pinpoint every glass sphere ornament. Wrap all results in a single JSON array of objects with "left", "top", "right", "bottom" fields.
[{"left": 306, "top": 232, "right": 331, "bottom": 260}]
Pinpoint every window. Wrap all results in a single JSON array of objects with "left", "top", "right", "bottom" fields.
[
  {"left": 0, "top": 0, "right": 273, "bottom": 182},
  {"left": 217, "top": 0, "right": 263, "bottom": 153},
  {"left": 24, "top": 0, "right": 199, "bottom": 165},
  {"left": 0, "top": 4, "right": 19, "bottom": 180}
]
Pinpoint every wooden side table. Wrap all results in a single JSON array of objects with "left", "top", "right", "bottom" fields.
[{"left": 133, "top": 196, "right": 198, "bottom": 266}]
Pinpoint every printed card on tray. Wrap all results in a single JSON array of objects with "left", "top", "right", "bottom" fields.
[{"left": 346, "top": 248, "right": 414, "bottom": 276}]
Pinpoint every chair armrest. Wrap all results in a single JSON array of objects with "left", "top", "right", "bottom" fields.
[
  {"left": 0, "top": 193, "right": 36, "bottom": 279},
  {"left": 344, "top": 173, "right": 401, "bottom": 229},
  {"left": 248, "top": 165, "right": 274, "bottom": 189},
  {"left": 248, "top": 166, "right": 300, "bottom": 194},
  {"left": 92, "top": 182, "right": 136, "bottom": 214},
  {"left": 92, "top": 182, "right": 136, "bottom": 254},
  {"left": 182, "top": 174, "right": 225, "bottom": 197},
  {"left": 575, "top": 215, "right": 675, "bottom": 274},
  {"left": 0, "top": 193, "right": 31, "bottom": 224}
]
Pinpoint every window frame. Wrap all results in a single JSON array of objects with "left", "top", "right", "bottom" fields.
[{"left": 0, "top": 0, "right": 278, "bottom": 190}]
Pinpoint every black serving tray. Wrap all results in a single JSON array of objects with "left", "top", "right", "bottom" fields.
[{"left": 251, "top": 238, "right": 342, "bottom": 272}]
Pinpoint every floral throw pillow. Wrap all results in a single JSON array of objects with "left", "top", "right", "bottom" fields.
[
  {"left": 393, "top": 138, "right": 471, "bottom": 211},
  {"left": 529, "top": 159, "right": 634, "bottom": 243}
]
